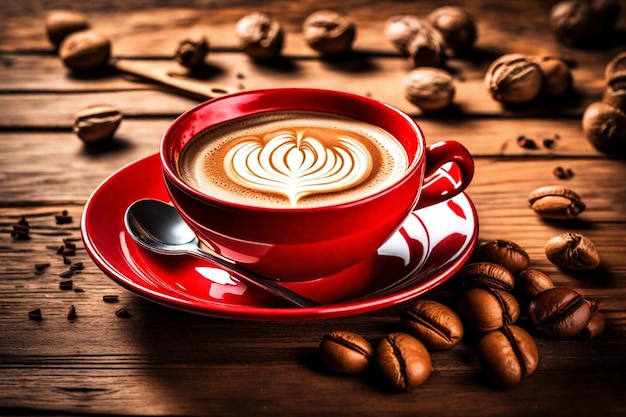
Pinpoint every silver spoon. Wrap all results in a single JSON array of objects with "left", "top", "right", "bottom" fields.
[{"left": 124, "top": 198, "right": 319, "bottom": 308}]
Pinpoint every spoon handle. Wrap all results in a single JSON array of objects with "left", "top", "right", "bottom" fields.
[{"left": 191, "top": 248, "right": 320, "bottom": 308}]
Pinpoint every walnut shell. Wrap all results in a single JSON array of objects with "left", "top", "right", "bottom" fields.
[
  {"left": 302, "top": 10, "right": 356, "bottom": 56},
  {"left": 384, "top": 15, "right": 424, "bottom": 55},
  {"left": 582, "top": 101, "right": 626, "bottom": 155},
  {"left": 175, "top": 31, "right": 209, "bottom": 69},
  {"left": 485, "top": 54, "right": 543, "bottom": 104},
  {"left": 427, "top": 6, "right": 477, "bottom": 54},
  {"left": 533, "top": 56, "right": 573, "bottom": 97},
  {"left": 236, "top": 12, "right": 284, "bottom": 60},
  {"left": 404, "top": 67, "right": 455, "bottom": 111}
]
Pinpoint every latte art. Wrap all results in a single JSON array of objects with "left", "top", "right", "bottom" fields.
[
  {"left": 225, "top": 130, "right": 372, "bottom": 206},
  {"left": 178, "top": 111, "right": 408, "bottom": 208}
]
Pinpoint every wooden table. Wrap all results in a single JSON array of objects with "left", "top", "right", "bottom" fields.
[{"left": 1, "top": 1, "right": 625, "bottom": 415}]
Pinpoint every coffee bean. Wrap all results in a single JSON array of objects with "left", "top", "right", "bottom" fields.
[
  {"left": 528, "top": 186, "right": 585, "bottom": 219},
  {"left": 34, "top": 262, "right": 51, "bottom": 272},
  {"left": 477, "top": 325, "right": 539, "bottom": 387},
  {"left": 580, "top": 311, "right": 606, "bottom": 340},
  {"left": 401, "top": 300, "right": 464, "bottom": 351},
  {"left": 544, "top": 233, "right": 600, "bottom": 270},
  {"left": 527, "top": 287, "right": 592, "bottom": 338},
  {"left": 375, "top": 333, "right": 431, "bottom": 391},
  {"left": 461, "top": 262, "right": 514, "bottom": 291},
  {"left": 319, "top": 331, "right": 373, "bottom": 374},
  {"left": 516, "top": 268, "right": 555, "bottom": 298},
  {"left": 28, "top": 308, "right": 43, "bottom": 321},
  {"left": 66, "top": 304, "right": 77, "bottom": 320},
  {"left": 458, "top": 288, "right": 520, "bottom": 335},
  {"left": 474, "top": 240, "right": 530, "bottom": 275},
  {"left": 102, "top": 295, "right": 119, "bottom": 303},
  {"left": 59, "top": 279, "right": 73, "bottom": 290},
  {"left": 115, "top": 308, "right": 131, "bottom": 318}
]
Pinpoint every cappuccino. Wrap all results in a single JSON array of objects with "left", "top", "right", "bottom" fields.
[{"left": 178, "top": 111, "right": 408, "bottom": 208}]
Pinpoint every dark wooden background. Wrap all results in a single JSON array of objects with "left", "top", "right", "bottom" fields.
[{"left": 1, "top": 1, "right": 625, "bottom": 416}]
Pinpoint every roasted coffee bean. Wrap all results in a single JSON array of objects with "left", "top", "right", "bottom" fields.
[
  {"left": 375, "top": 333, "right": 431, "bottom": 391},
  {"left": 59, "top": 279, "right": 73, "bottom": 290},
  {"left": 102, "top": 295, "right": 119, "bottom": 303},
  {"left": 66, "top": 304, "right": 77, "bottom": 320},
  {"left": 474, "top": 240, "right": 530, "bottom": 275},
  {"left": 477, "top": 325, "right": 539, "bottom": 387},
  {"left": 528, "top": 186, "right": 585, "bottom": 219},
  {"left": 319, "top": 331, "right": 373, "bottom": 374},
  {"left": 115, "top": 308, "right": 131, "bottom": 318},
  {"left": 28, "top": 308, "right": 43, "bottom": 321},
  {"left": 401, "top": 300, "right": 464, "bottom": 351},
  {"left": 544, "top": 233, "right": 600, "bottom": 270},
  {"left": 59, "top": 270, "right": 73, "bottom": 278},
  {"left": 34, "top": 262, "right": 51, "bottom": 272},
  {"left": 516, "top": 269, "right": 555, "bottom": 298},
  {"left": 528, "top": 287, "right": 591, "bottom": 338},
  {"left": 580, "top": 311, "right": 606, "bottom": 340},
  {"left": 458, "top": 288, "right": 520, "bottom": 335},
  {"left": 55, "top": 210, "right": 72, "bottom": 224},
  {"left": 461, "top": 262, "right": 514, "bottom": 291}
]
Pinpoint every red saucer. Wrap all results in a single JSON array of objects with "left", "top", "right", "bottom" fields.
[{"left": 81, "top": 154, "right": 478, "bottom": 321}]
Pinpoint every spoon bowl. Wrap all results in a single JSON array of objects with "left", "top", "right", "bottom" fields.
[{"left": 124, "top": 199, "right": 318, "bottom": 308}]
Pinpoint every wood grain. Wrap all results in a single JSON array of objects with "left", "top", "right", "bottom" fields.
[{"left": 1, "top": 1, "right": 626, "bottom": 416}]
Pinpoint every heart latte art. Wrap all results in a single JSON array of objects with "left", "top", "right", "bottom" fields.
[
  {"left": 179, "top": 111, "right": 408, "bottom": 208},
  {"left": 225, "top": 130, "right": 372, "bottom": 206}
]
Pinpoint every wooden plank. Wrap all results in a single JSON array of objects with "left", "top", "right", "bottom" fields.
[{"left": 0, "top": 53, "right": 610, "bottom": 121}]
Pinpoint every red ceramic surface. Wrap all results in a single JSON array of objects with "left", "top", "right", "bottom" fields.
[
  {"left": 161, "top": 88, "right": 474, "bottom": 281},
  {"left": 82, "top": 154, "right": 478, "bottom": 321}
]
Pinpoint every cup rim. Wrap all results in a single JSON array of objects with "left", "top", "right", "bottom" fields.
[{"left": 160, "top": 88, "right": 425, "bottom": 212}]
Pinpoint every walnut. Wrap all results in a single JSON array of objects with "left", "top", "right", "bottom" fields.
[
  {"left": 236, "top": 12, "right": 284, "bottom": 60},
  {"left": 404, "top": 67, "right": 455, "bottom": 111},
  {"left": 302, "top": 10, "right": 356, "bottom": 56},
  {"left": 484, "top": 54, "right": 542, "bottom": 104},
  {"left": 175, "top": 31, "right": 209, "bottom": 69},
  {"left": 427, "top": 6, "right": 477, "bottom": 54}
]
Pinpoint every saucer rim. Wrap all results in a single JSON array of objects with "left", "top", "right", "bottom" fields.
[{"left": 81, "top": 154, "right": 478, "bottom": 321}]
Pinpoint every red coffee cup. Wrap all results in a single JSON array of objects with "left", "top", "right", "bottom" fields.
[{"left": 161, "top": 88, "right": 474, "bottom": 281}]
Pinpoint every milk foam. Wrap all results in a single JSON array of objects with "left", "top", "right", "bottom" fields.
[{"left": 179, "top": 111, "right": 408, "bottom": 208}]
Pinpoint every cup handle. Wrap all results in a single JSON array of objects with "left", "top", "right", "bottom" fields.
[{"left": 414, "top": 140, "right": 475, "bottom": 210}]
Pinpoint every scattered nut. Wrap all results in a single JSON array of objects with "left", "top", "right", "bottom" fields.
[
  {"left": 427, "top": 6, "right": 477, "bottom": 54},
  {"left": 533, "top": 56, "right": 573, "bottom": 97},
  {"left": 582, "top": 101, "right": 626, "bottom": 155},
  {"left": 406, "top": 21, "right": 447, "bottom": 68},
  {"left": 404, "top": 67, "right": 455, "bottom": 111},
  {"left": 544, "top": 232, "right": 600, "bottom": 270},
  {"left": 236, "top": 12, "right": 284, "bottom": 60},
  {"left": 549, "top": 0, "right": 621, "bottom": 47},
  {"left": 384, "top": 15, "right": 423, "bottom": 55},
  {"left": 528, "top": 186, "right": 586, "bottom": 219},
  {"left": 45, "top": 10, "right": 90, "bottom": 49},
  {"left": 175, "top": 31, "right": 209, "bottom": 69},
  {"left": 59, "top": 29, "right": 111, "bottom": 72},
  {"left": 73, "top": 104, "right": 122, "bottom": 144},
  {"left": 485, "top": 54, "right": 543, "bottom": 104},
  {"left": 302, "top": 10, "right": 356, "bottom": 56}
]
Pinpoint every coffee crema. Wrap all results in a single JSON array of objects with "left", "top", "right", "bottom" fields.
[{"left": 178, "top": 111, "right": 408, "bottom": 208}]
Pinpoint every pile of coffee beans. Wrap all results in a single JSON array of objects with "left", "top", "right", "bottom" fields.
[{"left": 318, "top": 238, "right": 605, "bottom": 390}]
